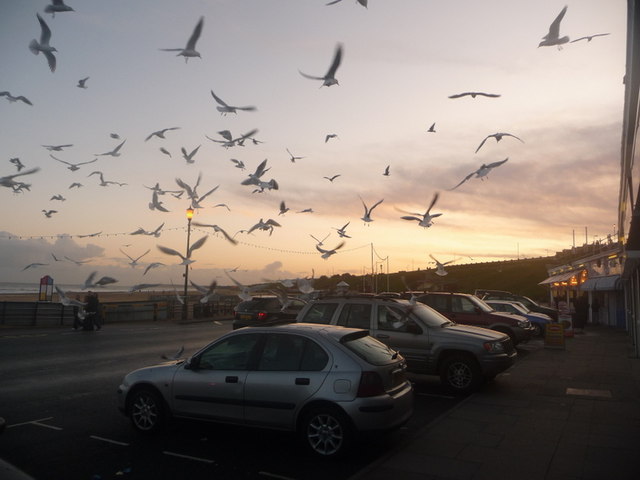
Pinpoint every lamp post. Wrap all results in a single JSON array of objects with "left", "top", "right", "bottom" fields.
[{"left": 183, "top": 207, "right": 194, "bottom": 321}]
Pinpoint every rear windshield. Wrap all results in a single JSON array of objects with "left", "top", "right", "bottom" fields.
[
  {"left": 341, "top": 333, "right": 398, "bottom": 366},
  {"left": 235, "top": 298, "right": 278, "bottom": 311}
]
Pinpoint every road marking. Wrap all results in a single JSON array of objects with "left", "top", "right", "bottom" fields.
[
  {"left": 90, "top": 435, "right": 130, "bottom": 446},
  {"left": 259, "top": 472, "right": 296, "bottom": 480},
  {"left": 163, "top": 451, "right": 215, "bottom": 464},
  {"left": 7, "top": 417, "right": 62, "bottom": 430}
]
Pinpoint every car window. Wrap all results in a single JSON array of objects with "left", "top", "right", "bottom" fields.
[
  {"left": 452, "top": 296, "right": 476, "bottom": 313},
  {"left": 377, "top": 305, "right": 422, "bottom": 333},
  {"left": 341, "top": 333, "right": 397, "bottom": 366},
  {"left": 258, "top": 334, "right": 328, "bottom": 371},
  {"left": 299, "top": 303, "right": 338, "bottom": 324},
  {"left": 286, "top": 299, "right": 306, "bottom": 311},
  {"left": 337, "top": 303, "right": 372, "bottom": 329},
  {"left": 422, "top": 294, "right": 448, "bottom": 312},
  {"left": 198, "top": 333, "right": 261, "bottom": 370},
  {"left": 490, "top": 303, "right": 507, "bottom": 312}
]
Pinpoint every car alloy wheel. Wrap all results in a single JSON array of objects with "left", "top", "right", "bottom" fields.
[
  {"left": 130, "top": 388, "right": 164, "bottom": 433},
  {"left": 302, "top": 407, "right": 350, "bottom": 457},
  {"left": 441, "top": 355, "right": 480, "bottom": 393}
]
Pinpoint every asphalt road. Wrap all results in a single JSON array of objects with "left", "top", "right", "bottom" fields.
[{"left": 0, "top": 321, "right": 482, "bottom": 480}]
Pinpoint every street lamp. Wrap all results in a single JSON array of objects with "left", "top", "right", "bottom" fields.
[{"left": 183, "top": 207, "right": 194, "bottom": 321}]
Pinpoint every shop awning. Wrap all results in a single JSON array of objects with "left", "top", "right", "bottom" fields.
[
  {"left": 538, "top": 271, "right": 577, "bottom": 285},
  {"left": 580, "top": 275, "right": 621, "bottom": 291}
]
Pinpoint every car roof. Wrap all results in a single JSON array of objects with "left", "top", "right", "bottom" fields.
[{"left": 240, "top": 322, "right": 366, "bottom": 339}]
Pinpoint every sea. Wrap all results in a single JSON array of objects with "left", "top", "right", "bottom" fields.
[{"left": 0, "top": 282, "right": 171, "bottom": 295}]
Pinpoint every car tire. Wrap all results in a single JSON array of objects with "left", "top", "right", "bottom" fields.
[
  {"left": 299, "top": 405, "right": 352, "bottom": 458},
  {"left": 531, "top": 323, "right": 543, "bottom": 337},
  {"left": 440, "top": 354, "right": 481, "bottom": 394},
  {"left": 128, "top": 387, "right": 166, "bottom": 433}
]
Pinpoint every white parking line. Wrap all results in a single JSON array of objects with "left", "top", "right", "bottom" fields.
[
  {"left": 7, "top": 417, "right": 62, "bottom": 430},
  {"left": 90, "top": 435, "right": 130, "bottom": 446},
  {"left": 163, "top": 451, "right": 215, "bottom": 464},
  {"left": 259, "top": 471, "right": 297, "bottom": 480}
]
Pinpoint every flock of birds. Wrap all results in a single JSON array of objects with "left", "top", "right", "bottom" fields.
[{"left": 3, "top": 2, "right": 612, "bottom": 304}]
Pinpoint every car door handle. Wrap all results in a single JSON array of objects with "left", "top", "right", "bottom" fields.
[
  {"left": 225, "top": 376, "right": 239, "bottom": 383},
  {"left": 376, "top": 334, "right": 390, "bottom": 339},
  {"left": 295, "top": 377, "right": 310, "bottom": 385}
]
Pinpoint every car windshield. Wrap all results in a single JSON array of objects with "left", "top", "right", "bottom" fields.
[
  {"left": 341, "top": 331, "right": 398, "bottom": 366},
  {"left": 469, "top": 295, "right": 494, "bottom": 313},
  {"left": 404, "top": 302, "right": 453, "bottom": 327},
  {"left": 511, "top": 301, "right": 531, "bottom": 313}
]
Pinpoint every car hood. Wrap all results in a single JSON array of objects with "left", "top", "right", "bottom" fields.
[
  {"left": 442, "top": 323, "right": 507, "bottom": 341},
  {"left": 491, "top": 311, "right": 528, "bottom": 322},
  {"left": 124, "top": 360, "right": 183, "bottom": 383}
]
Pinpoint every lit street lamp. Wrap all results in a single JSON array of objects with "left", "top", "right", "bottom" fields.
[{"left": 183, "top": 207, "right": 194, "bottom": 321}]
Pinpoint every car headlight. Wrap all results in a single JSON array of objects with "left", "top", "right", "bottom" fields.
[{"left": 483, "top": 341, "right": 505, "bottom": 353}]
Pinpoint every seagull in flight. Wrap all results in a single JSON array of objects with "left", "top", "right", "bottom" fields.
[
  {"left": 160, "top": 16, "right": 204, "bottom": 62},
  {"left": 157, "top": 235, "right": 208, "bottom": 265},
  {"left": 50, "top": 154, "right": 97, "bottom": 171},
  {"left": 310, "top": 233, "right": 330, "bottom": 246},
  {"left": 0, "top": 91, "right": 33, "bottom": 105},
  {"left": 333, "top": 221, "right": 351, "bottom": 238},
  {"left": 286, "top": 148, "right": 304, "bottom": 163},
  {"left": 323, "top": 174, "right": 341, "bottom": 182},
  {"left": 143, "top": 262, "right": 165, "bottom": 276},
  {"left": 191, "top": 222, "right": 238, "bottom": 245},
  {"left": 64, "top": 255, "right": 88, "bottom": 266},
  {"left": 149, "top": 190, "right": 170, "bottom": 212},
  {"left": 450, "top": 158, "right": 509, "bottom": 190},
  {"left": 29, "top": 14, "right": 57, "bottom": 72},
  {"left": 229, "top": 158, "right": 245, "bottom": 170},
  {"left": 88, "top": 171, "right": 127, "bottom": 187},
  {"left": 383, "top": 165, "right": 390, "bottom": 176},
  {"left": 161, "top": 345, "right": 185, "bottom": 361},
  {"left": 9, "top": 158, "right": 25, "bottom": 171},
  {"left": 279, "top": 200, "right": 290, "bottom": 215},
  {"left": 120, "top": 248, "right": 150, "bottom": 268},
  {"left": 326, "top": 0, "right": 368, "bottom": 9},
  {"left": 44, "top": 0, "right": 74, "bottom": 17},
  {"left": 210, "top": 90, "right": 256, "bottom": 115},
  {"left": 241, "top": 158, "right": 270, "bottom": 186},
  {"left": 571, "top": 33, "right": 610, "bottom": 43},
  {"left": 247, "top": 218, "right": 281, "bottom": 236},
  {"left": 427, "top": 123, "right": 436, "bottom": 133},
  {"left": 43, "top": 144, "right": 72, "bottom": 151},
  {"left": 50, "top": 194, "right": 66, "bottom": 201},
  {"left": 316, "top": 241, "right": 345, "bottom": 259},
  {"left": 145, "top": 127, "right": 180, "bottom": 141},
  {"left": 77, "top": 77, "right": 89, "bottom": 89},
  {"left": 325, "top": 133, "right": 338, "bottom": 143},
  {"left": 448, "top": 92, "right": 501, "bottom": 99},
  {"left": 398, "top": 192, "right": 442, "bottom": 228},
  {"left": 55, "top": 287, "right": 86, "bottom": 308},
  {"left": 539, "top": 5, "right": 570, "bottom": 48},
  {"left": 68, "top": 182, "right": 82, "bottom": 189},
  {"left": 181, "top": 145, "right": 201, "bottom": 164},
  {"left": 95, "top": 139, "right": 126, "bottom": 157},
  {"left": 1, "top": 167, "right": 40, "bottom": 190},
  {"left": 22, "top": 262, "right": 49, "bottom": 271},
  {"left": 360, "top": 196, "right": 383, "bottom": 223},
  {"left": 190, "top": 280, "right": 218, "bottom": 303},
  {"left": 475, "top": 133, "right": 524, "bottom": 153},
  {"left": 430, "top": 254, "right": 454, "bottom": 276},
  {"left": 42, "top": 209, "right": 57, "bottom": 218},
  {"left": 299, "top": 43, "right": 343, "bottom": 87},
  {"left": 160, "top": 147, "right": 171, "bottom": 158}
]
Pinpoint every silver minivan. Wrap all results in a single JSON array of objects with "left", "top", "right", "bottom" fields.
[{"left": 297, "top": 295, "right": 517, "bottom": 393}]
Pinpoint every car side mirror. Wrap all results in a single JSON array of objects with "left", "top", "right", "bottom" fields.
[{"left": 184, "top": 357, "right": 199, "bottom": 370}]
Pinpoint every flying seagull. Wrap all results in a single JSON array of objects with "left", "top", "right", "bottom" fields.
[
  {"left": 570, "top": 33, "right": 610, "bottom": 43},
  {"left": 191, "top": 223, "right": 238, "bottom": 245},
  {"left": 310, "top": 233, "right": 330, "bottom": 246},
  {"left": 44, "top": 0, "right": 74, "bottom": 17},
  {"left": 160, "top": 147, "right": 172, "bottom": 158},
  {"left": 398, "top": 192, "right": 443, "bottom": 228},
  {"left": 55, "top": 287, "right": 86, "bottom": 308},
  {"left": 9, "top": 158, "right": 25, "bottom": 171},
  {"left": 145, "top": 127, "right": 180, "bottom": 141},
  {"left": 43, "top": 144, "right": 72, "bottom": 151},
  {"left": 0, "top": 91, "right": 33, "bottom": 105},
  {"left": 279, "top": 200, "right": 290, "bottom": 215},
  {"left": 42, "top": 209, "right": 57, "bottom": 218},
  {"left": 120, "top": 248, "right": 151, "bottom": 267},
  {"left": 450, "top": 158, "right": 509, "bottom": 190},
  {"left": 326, "top": 0, "right": 368, "bottom": 8},
  {"left": 22, "top": 262, "right": 49, "bottom": 271},
  {"left": 157, "top": 235, "right": 208, "bottom": 265},
  {"left": 0, "top": 167, "right": 40, "bottom": 189},
  {"left": 230, "top": 158, "right": 245, "bottom": 170},
  {"left": 333, "top": 221, "right": 351, "bottom": 238},
  {"left": 539, "top": 5, "right": 570, "bottom": 48},
  {"left": 316, "top": 241, "right": 345, "bottom": 259},
  {"left": 149, "top": 190, "right": 170, "bottom": 212},
  {"left": 160, "top": 16, "right": 204, "bottom": 62},
  {"left": 299, "top": 43, "right": 343, "bottom": 87},
  {"left": 95, "top": 139, "right": 126, "bottom": 157},
  {"left": 210, "top": 90, "right": 256, "bottom": 115},
  {"left": 360, "top": 196, "right": 383, "bottom": 223},
  {"left": 50, "top": 154, "right": 97, "bottom": 171},
  {"left": 427, "top": 122, "right": 436, "bottom": 133},
  {"left": 50, "top": 194, "right": 66, "bottom": 201},
  {"left": 383, "top": 165, "right": 390, "bottom": 176},
  {"left": 143, "top": 262, "right": 165, "bottom": 276},
  {"left": 190, "top": 279, "right": 218, "bottom": 303},
  {"left": 430, "top": 254, "right": 454, "bottom": 277},
  {"left": 325, "top": 134, "right": 338, "bottom": 143},
  {"left": 448, "top": 92, "right": 500, "bottom": 99},
  {"left": 29, "top": 13, "right": 57, "bottom": 72},
  {"left": 286, "top": 148, "right": 304, "bottom": 163},
  {"left": 475, "top": 133, "right": 524, "bottom": 153},
  {"left": 161, "top": 345, "right": 185, "bottom": 360},
  {"left": 181, "top": 145, "right": 201, "bottom": 164},
  {"left": 323, "top": 174, "right": 341, "bottom": 182},
  {"left": 77, "top": 77, "right": 89, "bottom": 89}
]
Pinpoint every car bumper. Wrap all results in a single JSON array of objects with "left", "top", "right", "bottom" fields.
[
  {"left": 512, "top": 325, "right": 535, "bottom": 344},
  {"left": 480, "top": 351, "right": 517, "bottom": 377},
  {"left": 339, "top": 380, "right": 414, "bottom": 432}
]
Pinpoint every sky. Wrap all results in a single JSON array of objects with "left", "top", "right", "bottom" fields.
[{"left": 0, "top": 0, "right": 627, "bottom": 289}]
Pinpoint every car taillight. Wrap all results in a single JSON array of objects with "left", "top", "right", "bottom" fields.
[
  {"left": 257, "top": 311, "right": 268, "bottom": 321},
  {"left": 357, "top": 371, "right": 385, "bottom": 397}
]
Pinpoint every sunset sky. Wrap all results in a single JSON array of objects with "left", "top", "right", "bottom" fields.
[{"left": 0, "top": 0, "right": 627, "bottom": 289}]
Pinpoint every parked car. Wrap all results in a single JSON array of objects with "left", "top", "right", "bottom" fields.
[
  {"left": 475, "top": 289, "right": 559, "bottom": 321},
  {"left": 416, "top": 292, "right": 535, "bottom": 344},
  {"left": 296, "top": 295, "right": 517, "bottom": 393},
  {"left": 484, "top": 299, "right": 552, "bottom": 337},
  {"left": 117, "top": 323, "right": 413, "bottom": 458},
  {"left": 233, "top": 295, "right": 306, "bottom": 329}
]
